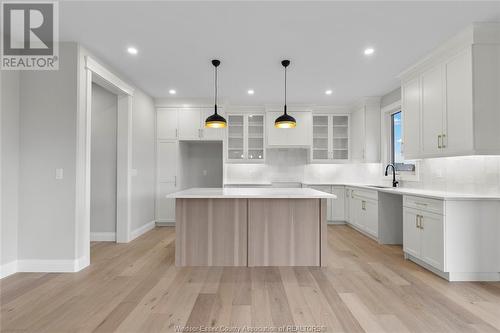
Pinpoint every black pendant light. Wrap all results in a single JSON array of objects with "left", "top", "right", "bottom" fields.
[
  {"left": 275, "top": 59, "right": 296, "bottom": 128},
  {"left": 205, "top": 59, "right": 227, "bottom": 128}
]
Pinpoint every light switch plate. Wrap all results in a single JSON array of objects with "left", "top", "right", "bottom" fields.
[{"left": 55, "top": 168, "right": 64, "bottom": 180}]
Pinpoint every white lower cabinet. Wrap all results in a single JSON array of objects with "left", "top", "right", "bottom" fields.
[
  {"left": 403, "top": 196, "right": 445, "bottom": 272},
  {"left": 344, "top": 188, "right": 351, "bottom": 223},
  {"left": 348, "top": 187, "right": 379, "bottom": 239},
  {"left": 331, "top": 186, "right": 345, "bottom": 221},
  {"left": 156, "top": 182, "right": 177, "bottom": 222}
]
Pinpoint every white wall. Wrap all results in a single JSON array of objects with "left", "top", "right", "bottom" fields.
[
  {"left": 180, "top": 142, "right": 223, "bottom": 189},
  {"left": 18, "top": 43, "right": 79, "bottom": 261},
  {"left": 91, "top": 83, "right": 117, "bottom": 234},
  {"left": 1, "top": 71, "right": 20, "bottom": 270},
  {"left": 131, "top": 89, "right": 156, "bottom": 231}
]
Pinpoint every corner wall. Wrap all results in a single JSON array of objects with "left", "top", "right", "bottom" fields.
[
  {"left": 131, "top": 89, "right": 156, "bottom": 232},
  {"left": 18, "top": 43, "right": 79, "bottom": 265},
  {"left": 1, "top": 70, "right": 20, "bottom": 277}
]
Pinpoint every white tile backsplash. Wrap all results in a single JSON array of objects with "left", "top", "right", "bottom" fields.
[
  {"left": 406, "top": 156, "right": 500, "bottom": 195},
  {"left": 225, "top": 150, "right": 500, "bottom": 195}
]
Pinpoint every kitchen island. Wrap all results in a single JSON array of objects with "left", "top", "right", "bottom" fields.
[{"left": 166, "top": 188, "right": 336, "bottom": 267}]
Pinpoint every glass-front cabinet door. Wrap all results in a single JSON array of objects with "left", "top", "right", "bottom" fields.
[
  {"left": 227, "top": 115, "right": 244, "bottom": 160},
  {"left": 227, "top": 114, "right": 265, "bottom": 162},
  {"left": 247, "top": 115, "right": 264, "bottom": 160},
  {"left": 312, "top": 115, "right": 329, "bottom": 160},
  {"left": 311, "top": 114, "right": 349, "bottom": 162}
]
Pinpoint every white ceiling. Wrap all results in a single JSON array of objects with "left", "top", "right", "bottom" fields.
[{"left": 59, "top": 1, "right": 500, "bottom": 106}]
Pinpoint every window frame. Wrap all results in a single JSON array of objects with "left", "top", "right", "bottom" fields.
[{"left": 381, "top": 101, "right": 419, "bottom": 182}]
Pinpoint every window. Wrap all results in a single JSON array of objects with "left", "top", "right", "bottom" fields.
[{"left": 391, "top": 111, "right": 415, "bottom": 172}]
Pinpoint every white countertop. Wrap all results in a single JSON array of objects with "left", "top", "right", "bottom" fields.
[
  {"left": 303, "top": 182, "right": 500, "bottom": 200},
  {"left": 166, "top": 187, "right": 337, "bottom": 199}
]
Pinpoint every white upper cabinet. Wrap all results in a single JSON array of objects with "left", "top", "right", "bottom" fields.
[
  {"left": 226, "top": 113, "right": 265, "bottom": 163},
  {"left": 178, "top": 108, "right": 202, "bottom": 140},
  {"left": 421, "top": 64, "right": 445, "bottom": 156},
  {"left": 350, "top": 98, "right": 381, "bottom": 163},
  {"left": 400, "top": 23, "right": 500, "bottom": 159},
  {"left": 157, "top": 108, "right": 179, "bottom": 140},
  {"left": 311, "top": 114, "right": 350, "bottom": 162},
  {"left": 444, "top": 49, "right": 473, "bottom": 154},
  {"left": 157, "top": 107, "right": 225, "bottom": 141},
  {"left": 178, "top": 108, "right": 225, "bottom": 141},
  {"left": 266, "top": 111, "right": 312, "bottom": 147},
  {"left": 401, "top": 77, "right": 420, "bottom": 158}
]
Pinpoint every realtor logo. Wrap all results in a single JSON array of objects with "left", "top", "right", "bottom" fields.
[{"left": 1, "top": 1, "right": 59, "bottom": 70}]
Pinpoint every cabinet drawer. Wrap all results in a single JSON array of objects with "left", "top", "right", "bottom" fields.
[
  {"left": 351, "top": 188, "right": 378, "bottom": 201},
  {"left": 403, "top": 195, "right": 443, "bottom": 215}
]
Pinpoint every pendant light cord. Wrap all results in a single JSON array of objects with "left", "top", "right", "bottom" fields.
[
  {"left": 284, "top": 65, "right": 287, "bottom": 114},
  {"left": 214, "top": 64, "right": 218, "bottom": 114}
]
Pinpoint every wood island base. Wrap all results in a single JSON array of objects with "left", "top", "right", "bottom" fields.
[{"left": 175, "top": 198, "right": 327, "bottom": 267}]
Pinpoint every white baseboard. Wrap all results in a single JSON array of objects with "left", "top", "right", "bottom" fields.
[
  {"left": 156, "top": 221, "right": 175, "bottom": 227},
  {"left": 405, "top": 253, "right": 500, "bottom": 282},
  {"left": 0, "top": 261, "right": 18, "bottom": 278},
  {"left": 327, "top": 220, "right": 346, "bottom": 225},
  {"left": 90, "top": 232, "right": 116, "bottom": 242},
  {"left": 18, "top": 258, "right": 83, "bottom": 273},
  {"left": 130, "top": 220, "right": 156, "bottom": 241},
  {"left": 1, "top": 256, "right": 88, "bottom": 278}
]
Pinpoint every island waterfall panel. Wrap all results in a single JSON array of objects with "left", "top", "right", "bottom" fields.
[
  {"left": 174, "top": 197, "right": 327, "bottom": 267},
  {"left": 175, "top": 198, "right": 247, "bottom": 266}
]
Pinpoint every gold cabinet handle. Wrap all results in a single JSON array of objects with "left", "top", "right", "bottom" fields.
[
  {"left": 362, "top": 200, "right": 366, "bottom": 210},
  {"left": 442, "top": 134, "right": 446, "bottom": 148},
  {"left": 438, "top": 135, "right": 442, "bottom": 149},
  {"left": 420, "top": 215, "right": 424, "bottom": 230},
  {"left": 415, "top": 215, "right": 419, "bottom": 228}
]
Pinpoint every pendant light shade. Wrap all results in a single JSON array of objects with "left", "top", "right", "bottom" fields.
[
  {"left": 205, "top": 59, "right": 227, "bottom": 128},
  {"left": 275, "top": 60, "right": 296, "bottom": 128}
]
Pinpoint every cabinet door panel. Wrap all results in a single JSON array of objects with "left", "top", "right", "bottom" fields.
[
  {"left": 157, "top": 141, "right": 177, "bottom": 182},
  {"left": 421, "top": 211, "right": 444, "bottom": 271},
  {"left": 363, "top": 199, "right": 378, "bottom": 237},
  {"left": 402, "top": 78, "right": 421, "bottom": 158},
  {"left": 157, "top": 108, "right": 178, "bottom": 140},
  {"left": 350, "top": 108, "right": 365, "bottom": 161},
  {"left": 344, "top": 189, "right": 351, "bottom": 223},
  {"left": 331, "top": 186, "right": 345, "bottom": 221},
  {"left": 178, "top": 109, "right": 201, "bottom": 140},
  {"left": 403, "top": 208, "right": 421, "bottom": 258},
  {"left": 421, "top": 65, "right": 444, "bottom": 155},
  {"left": 351, "top": 197, "right": 363, "bottom": 229},
  {"left": 445, "top": 49, "right": 473, "bottom": 153},
  {"left": 156, "top": 182, "right": 176, "bottom": 222}
]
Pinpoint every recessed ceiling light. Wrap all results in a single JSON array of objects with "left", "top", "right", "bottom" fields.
[
  {"left": 325, "top": 90, "right": 333, "bottom": 95},
  {"left": 169, "top": 89, "right": 176, "bottom": 95},
  {"left": 127, "top": 47, "right": 138, "bottom": 55},
  {"left": 364, "top": 48, "right": 375, "bottom": 56},
  {"left": 247, "top": 89, "right": 255, "bottom": 95}
]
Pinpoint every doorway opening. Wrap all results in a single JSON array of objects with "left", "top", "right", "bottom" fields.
[{"left": 90, "top": 83, "right": 118, "bottom": 241}]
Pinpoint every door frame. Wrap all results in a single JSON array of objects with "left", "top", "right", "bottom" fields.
[{"left": 76, "top": 55, "right": 134, "bottom": 268}]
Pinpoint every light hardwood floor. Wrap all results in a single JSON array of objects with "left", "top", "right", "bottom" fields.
[{"left": 2, "top": 225, "right": 500, "bottom": 332}]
